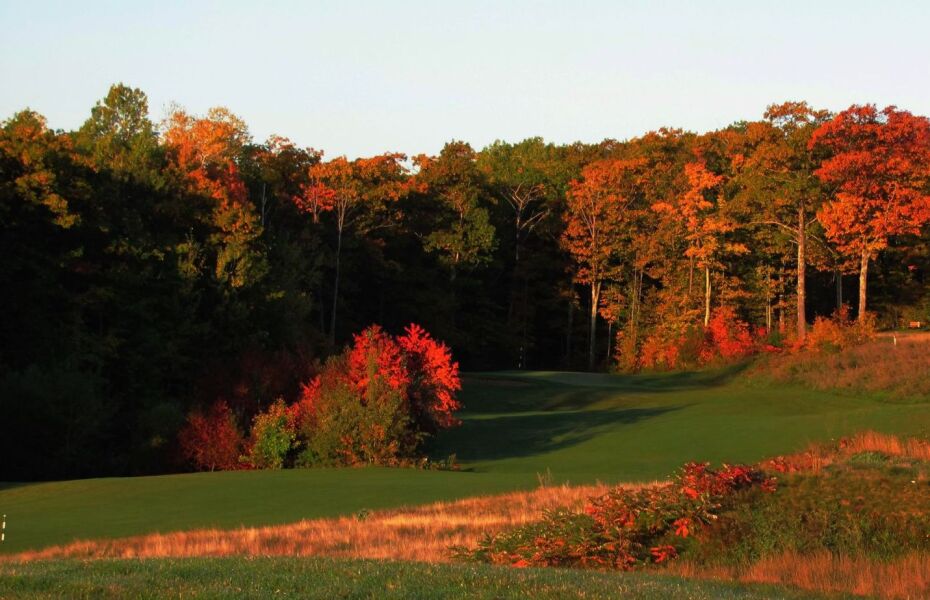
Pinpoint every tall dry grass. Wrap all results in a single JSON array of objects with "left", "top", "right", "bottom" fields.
[
  {"left": 6, "top": 483, "right": 625, "bottom": 563},
  {"left": 842, "top": 429, "right": 930, "bottom": 461},
  {"left": 754, "top": 337, "right": 930, "bottom": 400},
  {"left": 761, "top": 429, "right": 930, "bottom": 474},
  {"left": 675, "top": 552, "right": 930, "bottom": 600}
]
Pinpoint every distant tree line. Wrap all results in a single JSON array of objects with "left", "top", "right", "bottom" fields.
[{"left": 2, "top": 84, "right": 929, "bottom": 479}]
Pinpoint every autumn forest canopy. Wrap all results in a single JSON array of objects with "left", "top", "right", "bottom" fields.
[{"left": 3, "top": 84, "right": 930, "bottom": 480}]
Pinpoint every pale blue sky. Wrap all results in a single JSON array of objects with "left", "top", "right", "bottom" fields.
[{"left": 2, "top": 1, "right": 929, "bottom": 158}]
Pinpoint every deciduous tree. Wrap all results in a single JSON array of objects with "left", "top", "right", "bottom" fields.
[
  {"left": 563, "top": 159, "right": 644, "bottom": 369},
  {"left": 733, "top": 102, "right": 830, "bottom": 340},
  {"left": 810, "top": 105, "right": 930, "bottom": 320}
]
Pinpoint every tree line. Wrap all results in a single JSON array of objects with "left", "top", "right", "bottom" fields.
[{"left": 2, "top": 84, "right": 929, "bottom": 479}]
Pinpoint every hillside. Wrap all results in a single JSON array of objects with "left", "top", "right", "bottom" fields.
[{"left": 3, "top": 370, "right": 929, "bottom": 554}]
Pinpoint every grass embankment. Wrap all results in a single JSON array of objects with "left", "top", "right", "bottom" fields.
[
  {"left": 11, "top": 432, "right": 929, "bottom": 598},
  {"left": 751, "top": 335, "right": 930, "bottom": 401},
  {"left": 468, "top": 430, "right": 930, "bottom": 599},
  {"left": 3, "top": 369, "right": 930, "bottom": 553},
  {"left": 0, "top": 557, "right": 831, "bottom": 599}
]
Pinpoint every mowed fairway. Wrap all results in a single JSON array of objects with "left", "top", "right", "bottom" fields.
[{"left": 3, "top": 369, "right": 930, "bottom": 554}]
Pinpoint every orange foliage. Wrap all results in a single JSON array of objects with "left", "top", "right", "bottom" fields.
[
  {"left": 163, "top": 107, "right": 250, "bottom": 209},
  {"left": 699, "top": 306, "right": 754, "bottom": 363},
  {"left": 635, "top": 306, "right": 756, "bottom": 371},
  {"left": 162, "top": 107, "right": 262, "bottom": 286},
  {"left": 654, "top": 162, "right": 729, "bottom": 265},
  {"left": 812, "top": 105, "right": 930, "bottom": 261},
  {"left": 804, "top": 304, "right": 875, "bottom": 351},
  {"left": 562, "top": 159, "right": 645, "bottom": 287}
]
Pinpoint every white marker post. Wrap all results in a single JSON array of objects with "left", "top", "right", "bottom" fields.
[{"left": 1, "top": 514, "right": 5, "bottom": 543}]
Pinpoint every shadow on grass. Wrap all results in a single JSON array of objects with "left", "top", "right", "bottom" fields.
[
  {"left": 519, "top": 363, "right": 750, "bottom": 392},
  {"left": 460, "top": 364, "right": 749, "bottom": 415},
  {"left": 432, "top": 405, "right": 680, "bottom": 462},
  {"left": 0, "top": 482, "right": 36, "bottom": 492}
]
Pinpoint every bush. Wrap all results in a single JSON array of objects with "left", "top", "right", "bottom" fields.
[
  {"left": 632, "top": 306, "right": 757, "bottom": 372},
  {"left": 398, "top": 323, "right": 462, "bottom": 432},
  {"left": 471, "top": 433, "right": 930, "bottom": 576},
  {"left": 805, "top": 304, "right": 875, "bottom": 352},
  {"left": 699, "top": 306, "right": 755, "bottom": 364},
  {"left": 178, "top": 400, "right": 245, "bottom": 471},
  {"left": 243, "top": 399, "right": 296, "bottom": 469},
  {"left": 471, "top": 462, "right": 775, "bottom": 569},
  {"left": 296, "top": 360, "right": 414, "bottom": 467},
  {"left": 292, "top": 323, "right": 461, "bottom": 467}
]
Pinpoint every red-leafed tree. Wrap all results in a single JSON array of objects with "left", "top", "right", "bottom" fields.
[
  {"left": 397, "top": 323, "right": 461, "bottom": 432},
  {"left": 178, "top": 400, "right": 245, "bottom": 471},
  {"left": 344, "top": 323, "right": 411, "bottom": 398},
  {"left": 810, "top": 105, "right": 930, "bottom": 320},
  {"left": 293, "top": 323, "right": 460, "bottom": 466},
  {"left": 563, "top": 159, "right": 645, "bottom": 370}
]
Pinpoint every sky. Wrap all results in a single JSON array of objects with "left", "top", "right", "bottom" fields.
[{"left": 2, "top": 0, "right": 929, "bottom": 158}]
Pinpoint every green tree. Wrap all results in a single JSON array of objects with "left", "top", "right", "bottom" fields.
[
  {"left": 415, "top": 141, "right": 496, "bottom": 281},
  {"left": 76, "top": 83, "right": 162, "bottom": 181}
]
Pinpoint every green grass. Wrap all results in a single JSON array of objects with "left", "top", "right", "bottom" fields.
[
  {"left": 3, "top": 369, "right": 930, "bottom": 554},
  {"left": 0, "top": 557, "right": 836, "bottom": 599}
]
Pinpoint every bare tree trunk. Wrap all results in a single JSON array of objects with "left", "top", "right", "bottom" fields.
[
  {"left": 704, "top": 265, "right": 711, "bottom": 327},
  {"left": 630, "top": 268, "right": 638, "bottom": 329},
  {"left": 605, "top": 320, "right": 613, "bottom": 365},
  {"left": 858, "top": 250, "right": 869, "bottom": 321},
  {"left": 835, "top": 266, "right": 843, "bottom": 311},
  {"left": 588, "top": 281, "right": 601, "bottom": 371},
  {"left": 319, "top": 282, "right": 327, "bottom": 337},
  {"left": 330, "top": 226, "right": 342, "bottom": 344},
  {"left": 778, "top": 295, "right": 784, "bottom": 332},
  {"left": 765, "top": 270, "right": 773, "bottom": 331},
  {"left": 521, "top": 277, "right": 529, "bottom": 369},
  {"left": 566, "top": 295, "right": 574, "bottom": 367},
  {"left": 796, "top": 207, "right": 807, "bottom": 341},
  {"left": 688, "top": 256, "right": 694, "bottom": 297}
]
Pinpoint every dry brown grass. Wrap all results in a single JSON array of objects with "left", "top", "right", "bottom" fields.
[
  {"left": 761, "top": 430, "right": 930, "bottom": 475},
  {"left": 842, "top": 429, "right": 930, "bottom": 461},
  {"left": 675, "top": 552, "right": 930, "bottom": 600},
  {"left": 754, "top": 337, "right": 930, "bottom": 400},
  {"left": 6, "top": 483, "right": 631, "bottom": 563}
]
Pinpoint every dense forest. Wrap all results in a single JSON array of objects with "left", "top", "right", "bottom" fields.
[{"left": 3, "top": 84, "right": 930, "bottom": 480}]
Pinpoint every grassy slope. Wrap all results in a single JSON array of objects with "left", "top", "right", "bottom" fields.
[
  {"left": 0, "top": 557, "right": 834, "bottom": 599},
  {"left": 2, "top": 369, "right": 930, "bottom": 554}
]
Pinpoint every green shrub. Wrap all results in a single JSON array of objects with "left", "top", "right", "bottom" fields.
[
  {"left": 296, "top": 359, "right": 416, "bottom": 467},
  {"left": 244, "top": 399, "right": 296, "bottom": 470}
]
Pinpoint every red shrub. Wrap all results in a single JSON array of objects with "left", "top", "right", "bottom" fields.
[
  {"left": 178, "top": 400, "right": 245, "bottom": 471},
  {"left": 290, "top": 323, "right": 461, "bottom": 467},
  {"left": 397, "top": 323, "right": 462, "bottom": 431},
  {"left": 345, "top": 325, "right": 410, "bottom": 399},
  {"left": 699, "top": 306, "right": 755, "bottom": 363}
]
